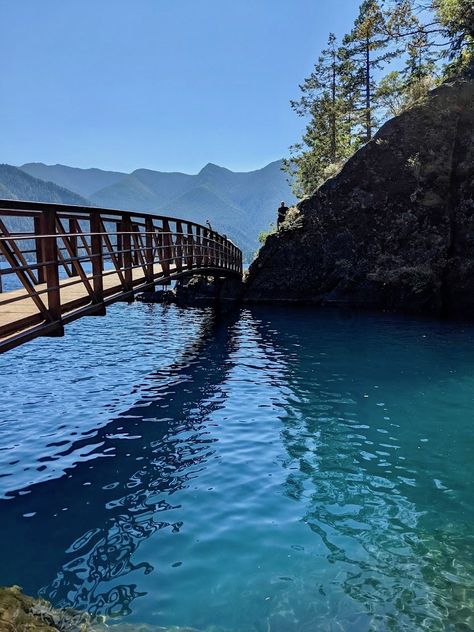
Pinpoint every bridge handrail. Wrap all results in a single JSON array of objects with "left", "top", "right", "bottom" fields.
[{"left": 0, "top": 199, "right": 240, "bottom": 247}]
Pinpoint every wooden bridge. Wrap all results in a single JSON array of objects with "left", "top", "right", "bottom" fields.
[{"left": 0, "top": 200, "right": 242, "bottom": 353}]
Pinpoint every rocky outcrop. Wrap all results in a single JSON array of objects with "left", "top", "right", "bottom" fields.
[
  {"left": 245, "top": 76, "right": 474, "bottom": 317},
  {"left": 137, "top": 275, "right": 242, "bottom": 308},
  {"left": 0, "top": 586, "right": 204, "bottom": 631},
  {"left": 0, "top": 585, "right": 99, "bottom": 631}
]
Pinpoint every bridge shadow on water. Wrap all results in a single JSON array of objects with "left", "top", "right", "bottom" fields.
[{"left": 0, "top": 306, "right": 241, "bottom": 618}]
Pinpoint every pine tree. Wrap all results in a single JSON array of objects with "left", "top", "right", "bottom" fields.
[
  {"left": 384, "top": 0, "right": 473, "bottom": 75},
  {"left": 342, "top": 0, "right": 399, "bottom": 142},
  {"left": 284, "top": 34, "right": 355, "bottom": 196},
  {"left": 284, "top": 0, "right": 472, "bottom": 201},
  {"left": 434, "top": 0, "right": 474, "bottom": 73}
]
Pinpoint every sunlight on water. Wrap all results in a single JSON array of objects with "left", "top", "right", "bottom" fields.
[{"left": 0, "top": 303, "right": 473, "bottom": 631}]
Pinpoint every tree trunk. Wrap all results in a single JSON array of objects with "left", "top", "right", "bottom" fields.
[
  {"left": 331, "top": 57, "right": 337, "bottom": 162},
  {"left": 365, "top": 35, "right": 371, "bottom": 141}
]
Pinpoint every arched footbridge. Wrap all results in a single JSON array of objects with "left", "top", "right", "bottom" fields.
[{"left": 0, "top": 200, "right": 243, "bottom": 353}]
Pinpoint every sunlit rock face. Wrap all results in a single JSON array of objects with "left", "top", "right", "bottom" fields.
[{"left": 245, "top": 74, "right": 474, "bottom": 317}]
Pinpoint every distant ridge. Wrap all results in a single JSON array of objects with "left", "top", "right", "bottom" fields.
[
  {"left": 16, "top": 160, "right": 295, "bottom": 259},
  {"left": 0, "top": 164, "right": 90, "bottom": 206},
  {"left": 20, "top": 163, "right": 124, "bottom": 199},
  {"left": 0, "top": 164, "right": 92, "bottom": 235}
]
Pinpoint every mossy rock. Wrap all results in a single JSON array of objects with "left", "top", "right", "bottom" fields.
[
  {"left": 0, "top": 586, "right": 220, "bottom": 632},
  {"left": 0, "top": 585, "right": 58, "bottom": 631}
]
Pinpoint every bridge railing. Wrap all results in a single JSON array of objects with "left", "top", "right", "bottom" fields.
[{"left": 0, "top": 200, "right": 242, "bottom": 349}]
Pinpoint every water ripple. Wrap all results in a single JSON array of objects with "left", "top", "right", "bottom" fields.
[{"left": 0, "top": 305, "right": 473, "bottom": 631}]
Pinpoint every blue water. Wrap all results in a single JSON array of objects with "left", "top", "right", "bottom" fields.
[{"left": 0, "top": 304, "right": 473, "bottom": 631}]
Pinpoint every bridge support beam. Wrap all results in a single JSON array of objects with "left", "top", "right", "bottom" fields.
[
  {"left": 119, "top": 216, "right": 135, "bottom": 303},
  {"left": 90, "top": 212, "right": 106, "bottom": 315},
  {"left": 42, "top": 208, "right": 64, "bottom": 337}
]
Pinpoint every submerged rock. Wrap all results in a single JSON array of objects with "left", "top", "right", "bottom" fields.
[
  {"left": 0, "top": 585, "right": 98, "bottom": 631},
  {"left": 245, "top": 74, "right": 474, "bottom": 318},
  {"left": 175, "top": 275, "right": 242, "bottom": 307},
  {"left": 0, "top": 586, "right": 221, "bottom": 632},
  {"left": 135, "top": 290, "right": 176, "bottom": 304},
  {"left": 135, "top": 275, "right": 242, "bottom": 308}
]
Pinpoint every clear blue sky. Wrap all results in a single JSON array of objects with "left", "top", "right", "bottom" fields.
[{"left": 1, "top": 0, "right": 360, "bottom": 174}]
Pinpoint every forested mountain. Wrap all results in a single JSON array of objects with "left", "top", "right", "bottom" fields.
[
  {"left": 0, "top": 164, "right": 91, "bottom": 236},
  {"left": 20, "top": 163, "right": 125, "bottom": 199},
  {"left": 17, "top": 160, "right": 294, "bottom": 259},
  {"left": 0, "top": 165, "right": 89, "bottom": 206}
]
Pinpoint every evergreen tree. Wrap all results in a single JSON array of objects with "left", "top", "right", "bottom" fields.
[
  {"left": 284, "top": 0, "right": 472, "bottom": 201},
  {"left": 284, "top": 34, "right": 354, "bottom": 195},
  {"left": 434, "top": 0, "right": 474, "bottom": 73},
  {"left": 342, "top": 0, "right": 399, "bottom": 142},
  {"left": 384, "top": 0, "right": 473, "bottom": 74}
]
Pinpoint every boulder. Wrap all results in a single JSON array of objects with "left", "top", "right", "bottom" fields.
[{"left": 245, "top": 75, "right": 474, "bottom": 317}]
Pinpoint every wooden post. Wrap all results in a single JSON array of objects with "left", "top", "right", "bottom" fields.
[
  {"left": 209, "top": 230, "right": 214, "bottom": 267},
  {"left": 195, "top": 226, "right": 202, "bottom": 268},
  {"left": 132, "top": 223, "right": 140, "bottom": 266},
  {"left": 145, "top": 217, "right": 154, "bottom": 285},
  {"left": 203, "top": 229, "right": 209, "bottom": 267},
  {"left": 186, "top": 223, "right": 194, "bottom": 269},
  {"left": 42, "top": 208, "right": 64, "bottom": 336},
  {"left": 68, "top": 218, "right": 78, "bottom": 277},
  {"left": 34, "top": 215, "right": 46, "bottom": 284},
  {"left": 162, "top": 220, "right": 172, "bottom": 277},
  {"left": 117, "top": 220, "right": 123, "bottom": 268},
  {"left": 90, "top": 212, "right": 106, "bottom": 314},
  {"left": 223, "top": 237, "right": 228, "bottom": 270},
  {"left": 122, "top": 215, "right": 134, "bottom": 295},
  {"left": 218, "top": 235, "right": 223, "bottom": 268},
  {"left": 175, "top": 221, "right": 183, "bottom": 273}
]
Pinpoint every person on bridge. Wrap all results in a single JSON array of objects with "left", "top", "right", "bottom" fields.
[{"left": 277, "top": 201, "right": 289, "bottom": 229}]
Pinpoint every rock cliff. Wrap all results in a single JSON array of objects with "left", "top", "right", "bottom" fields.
[{"left": 245, "top": 75, "right": 474, "bottom": 317}]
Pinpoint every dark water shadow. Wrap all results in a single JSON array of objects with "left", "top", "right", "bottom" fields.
[{"left": 0, "top": 307, "right": 241, "bottom": 617}]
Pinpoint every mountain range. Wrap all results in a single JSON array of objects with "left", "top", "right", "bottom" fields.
[{"left": 8, "top": 160, "right": 296, "bottom": 259}]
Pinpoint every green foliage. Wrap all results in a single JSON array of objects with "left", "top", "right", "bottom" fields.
[
  {"left": 283, "top": 33, "right": 360, "bottom": 197},
  {"left": 258, "top": 223, "right": 276, "bottom": 244},
  {"left": 285, "top": 0, "right": 473, "bottom": 198},
  {"left": 343, "top": 0, "right": 399, "bottom": 142},
  {"left": 435, "top": 0, "right": 474, "bottom": 45}
]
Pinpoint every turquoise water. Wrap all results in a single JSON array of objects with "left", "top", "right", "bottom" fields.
[{"left": 0, "top": 304, "right": 473, "bottom": 631}]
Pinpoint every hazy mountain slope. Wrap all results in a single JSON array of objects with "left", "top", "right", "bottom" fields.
[
  {"left": 0, "top": 164, "right": 90, "bottom": 205},
  {"left": 20, "top": 163, "right": 125, "bottom": 198},
  {"left": 15, "top": 160, "right": 295, "bottom": 259},
  {"left": 90, "top": 173, "right": 158, "bottom": 211},
  {"left": 131, "top": 169, "right": 195, "bottom": 203},
  {"left": 158, "top": 185, "right": 244, "bottom": 227},
  {"left": 159, "top": 185, "right": 251, "bottom": 251},
  {"left": 0, "top": 164, "right": 91, "bottom": 237},
  {"left": 196, "top": 160, "right": 295, "bottom": 233}
]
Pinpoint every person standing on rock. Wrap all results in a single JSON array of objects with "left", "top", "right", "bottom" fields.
[{"left": 277, "top": 201, "right": 289, "bottom": 229}]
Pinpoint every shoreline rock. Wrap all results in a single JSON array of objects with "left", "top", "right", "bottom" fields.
[
  {"left": 244, "top": 74, "right": 474, "bottom": 319},
  {"left": 136, "top": 275, "right": 242, "bottom": 309},
  {"left": 0, "top": 586, "right": 204, "bottom": 632}
]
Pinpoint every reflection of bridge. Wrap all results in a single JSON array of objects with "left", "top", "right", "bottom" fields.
[{"left": 0, "top": 200, "right": 242, "bottom": 352}]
